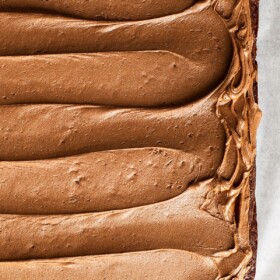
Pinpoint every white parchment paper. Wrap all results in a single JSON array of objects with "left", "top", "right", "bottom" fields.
[{"left": 256, "top": 0, "right": 280, "bottom": 278}]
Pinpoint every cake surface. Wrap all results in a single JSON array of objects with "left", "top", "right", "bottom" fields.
[{"left": 0, "top": 0, "right": 261, "bottom": 279}]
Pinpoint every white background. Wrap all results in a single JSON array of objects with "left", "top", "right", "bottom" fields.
[{"left": 256, "top": 0, "right": 280, "bottom": 278}]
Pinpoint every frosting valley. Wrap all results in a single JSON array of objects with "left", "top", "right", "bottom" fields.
[{"left": 0, "top": 0, "right": 261, "bottom": 279}]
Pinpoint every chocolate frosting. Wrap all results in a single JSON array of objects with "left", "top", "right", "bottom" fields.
[
  {"left": 0, "top": 250, "right": 220, "bottom": 280},
  {"left": 0, "top": 0, "right": 196, "bottom": 20},
  {"left": 0, "top": 0, "right": 261, "bottom": 279},
  {"left": 0, "top": 6, "right": 232, "bottom": 106},
  {"left": 0, "top": 148, "right": 204, "bottom": 214}
]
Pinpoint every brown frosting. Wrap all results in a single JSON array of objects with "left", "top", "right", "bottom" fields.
[
  {"left": 0, "top": 6, "right": 232, "bottom": 106},
  {"left": 0, "top": 182, "right": 234, "bottom": 261},
  {"left": 0, "top": 0, "right": 196, "bottom": 20},
  {"left": 0, "top": 250, "right": 220, "bottom": 280},
  {"left": 0, "top": 51, "right": 230, "bottom": 107},
  {"left": 0, "top": 148, "right": 203, "bottom": 214},
  {"left": 0, "top": 98, "right": 226, "bottom": 175},
  {"left": 0, "top": 0, "right": 261, "bottom": 279}
]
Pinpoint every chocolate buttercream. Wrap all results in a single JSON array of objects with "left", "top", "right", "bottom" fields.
[
  {"left": 0, "top": 148, "right": 203, "bottom": 214},
  {"left": 0, "top": 6, "right": 232, "bottom": 106},
  {"left": 0, "top": 250, "right": 220, "bottom": 280},
  {"left": 0, "top": 0, "right": 196, "bottom": 20},
  {"left": 0, "top": 0, "right": 261, "bottom": 279},
  {"left": 0, "top": 182, "right": 234, "bottom": 261}
]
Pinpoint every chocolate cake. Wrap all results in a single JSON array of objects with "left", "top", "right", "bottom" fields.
[{"left": 0, "top": 0, "right": 261, "bottom": 279}]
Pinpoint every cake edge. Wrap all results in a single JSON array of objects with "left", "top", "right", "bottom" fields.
[{"left": 245, "top": 0, "right": 259, "bottom": 279}]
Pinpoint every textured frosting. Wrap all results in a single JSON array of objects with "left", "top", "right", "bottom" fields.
[
  {"left": 0, "top": 250, "right": 220, "bottom": 280},
  {"left": 0, "top": 6, "right": 232, "bottom": 106},
  {"left": 0, "top": 0, "right": 196, "bottom": 20},
  {"left": 0, "top": 183, "right": 234, "bottom": 261},
  {"left": 0, "top": 148, "right": 204, "bottom": 214},
  {"left": 0, "top": 0, "right": 261, "bottom": 279}
]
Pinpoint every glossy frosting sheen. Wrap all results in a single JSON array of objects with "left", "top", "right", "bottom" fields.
[{"left": 0, "top": 0, "right": 261, "bottom": 279}]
